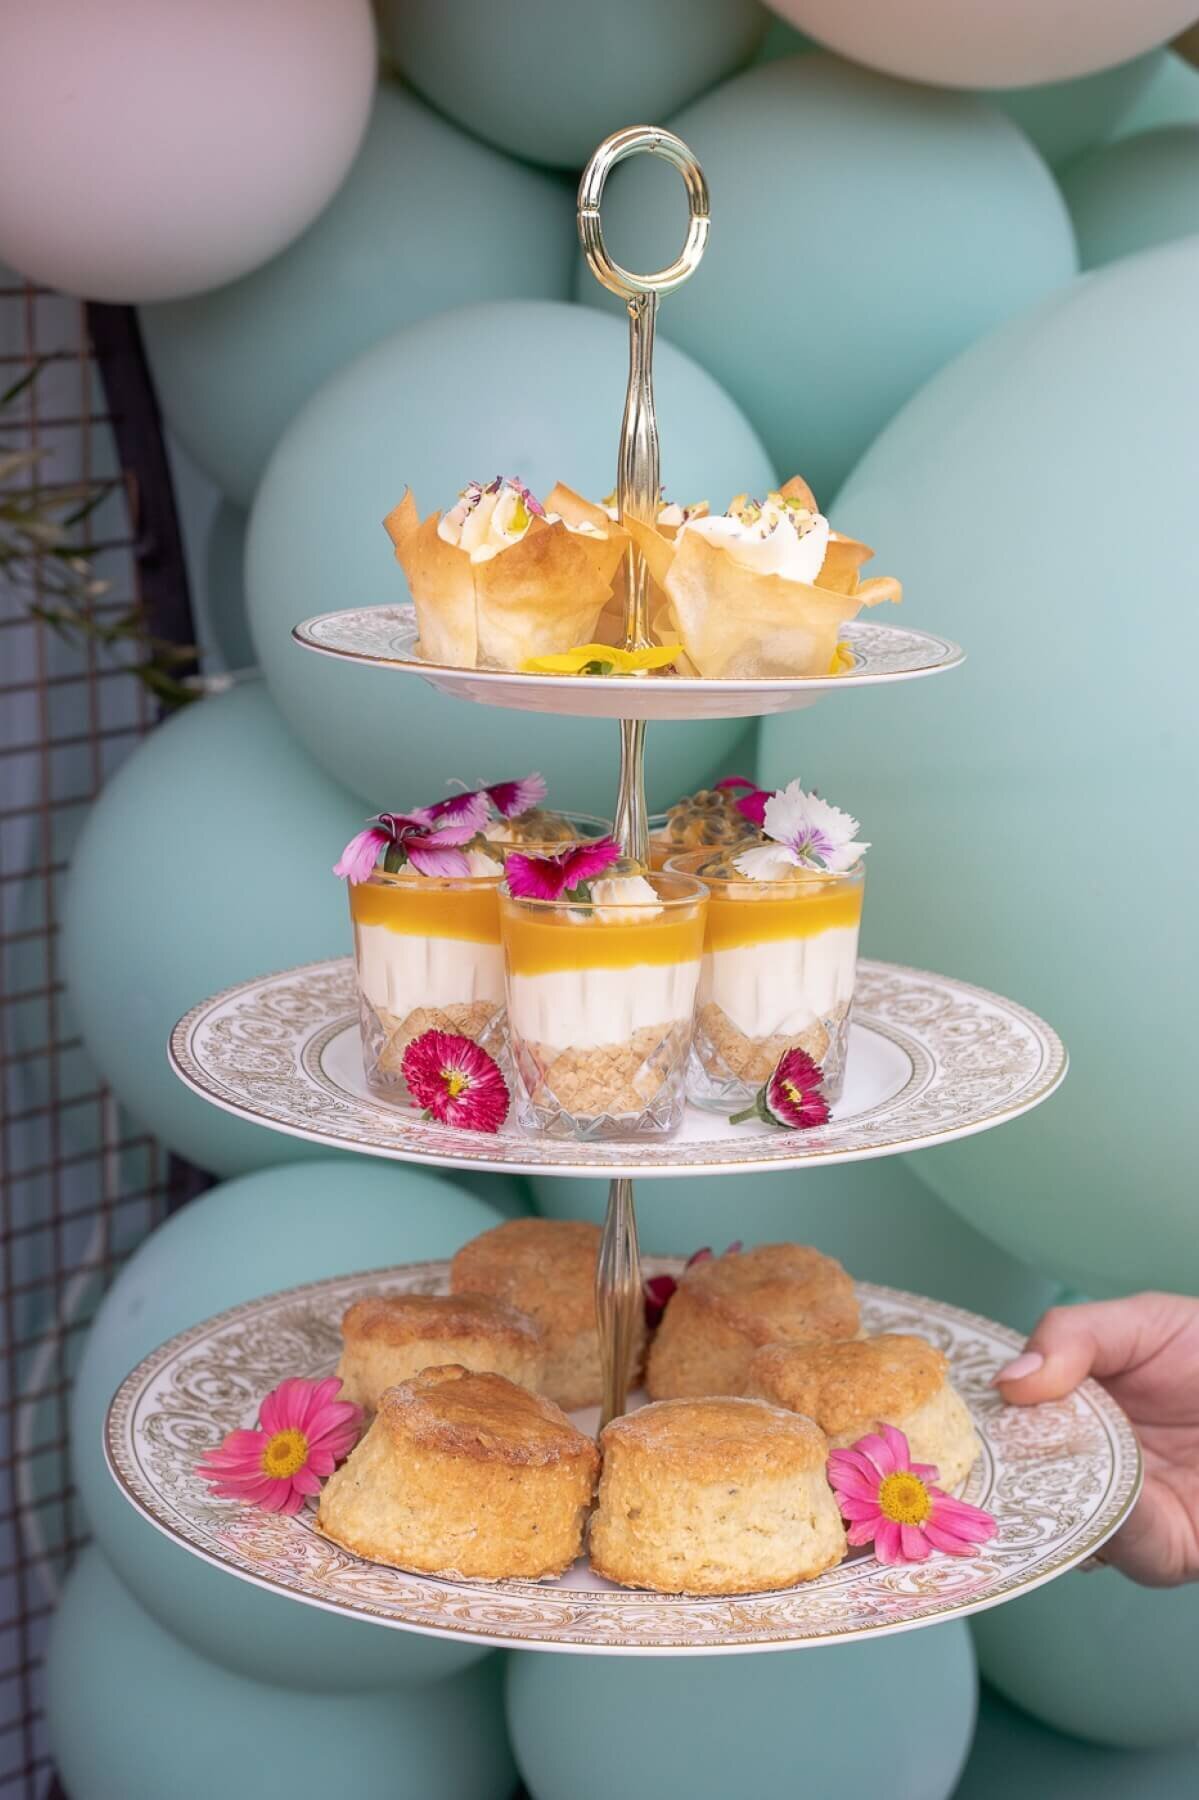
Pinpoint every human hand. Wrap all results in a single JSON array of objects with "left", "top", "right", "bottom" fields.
[{"left": 992, "top": 1292, "right": 1199, "bottom": 1586}]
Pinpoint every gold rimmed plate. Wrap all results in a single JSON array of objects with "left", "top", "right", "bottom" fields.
[
  {"left": 167, "top": 957, "right": 1066, "bottom": 1181},
  {"left": 292, "top": 606, "right": 964, "bottom": 721},
  {"left": 105, "top": 1262, "right": 1140, "bottom": 1657}
]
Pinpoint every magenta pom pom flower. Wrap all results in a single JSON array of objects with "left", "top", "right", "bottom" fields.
[
  {"left": 195, "top": 1376, "right": 362, "bottom": 1516},
  {"left": 729, "top": 1046, "right": 830, "bottom": 1131},
  {"left": 401, "top": 1029, "right": 510, "bottom": 1132},
  {"left": 827, "top": 1424, "right": 997, "bottom": 1565},
  {"left": 643, "top": 1240, "right": 743, "bottom": 1329},
  {"left": 505, "top": 835, "right": 622, "bottom": 902}
]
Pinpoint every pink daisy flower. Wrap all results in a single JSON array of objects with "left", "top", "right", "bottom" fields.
[
  {"left": 195, "top": 1376, "right": 362, "bottom": 1516},
  {"left": 730, "top": 1046, "right": 830, "bottom": 1130},
  {"left": 505, "top": 835, "right": 622, "bottom": 902},
  {"left": 827, "top": 1423, "right": 997, "bottom": 1564},
  {"left": 401, "top": 1029, "right": 510, "bottom": 1132},
  {"left": 644, "top": 1240, "right": 743, "bottom": 1329}
]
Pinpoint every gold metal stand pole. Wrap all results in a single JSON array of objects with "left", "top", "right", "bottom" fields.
[{"left": 578, "top": 126, "right": 709, "bottom": 1426}]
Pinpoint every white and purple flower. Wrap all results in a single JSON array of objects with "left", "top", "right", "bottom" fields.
[{"left": 733, "top": 778, "right": 868, "bottom": 881}]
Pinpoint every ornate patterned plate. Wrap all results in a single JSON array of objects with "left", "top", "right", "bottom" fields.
[
  {"left": 105, "top": 1262, "right": 1140, "bottom": 1656},
  {"left": 168, "top": 957, "right": 1066, "bottom": 1180},
  {"left": 293, "top": 606, "right": 964, "bottom": 721}
]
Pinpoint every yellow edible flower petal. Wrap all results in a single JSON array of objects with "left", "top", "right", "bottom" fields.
[
  {"left": 521, "top": 642, "right": 683, "bottom": 675},
  {"left": 827, "top": 640, "right": 854, "bottom": 675}
]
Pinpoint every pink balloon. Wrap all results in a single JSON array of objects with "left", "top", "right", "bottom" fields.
[
  {"left": 0, "top": 0, "right": 375, "bottom": 302},
  {"left": 767, "top": 0, "right": 1197, "bottom": 88}
]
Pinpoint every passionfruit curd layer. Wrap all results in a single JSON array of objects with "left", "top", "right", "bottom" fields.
[
  {"left": 499, "top": 903, "right": 706, "bottom": 976},
  {"left": 349, "top": 876, "right": 501, "bottom": 945}
]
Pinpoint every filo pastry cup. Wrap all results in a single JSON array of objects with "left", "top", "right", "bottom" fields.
[
  {"left": 625, "top": 475, "right": 902, "bottom": 679},
  {"left": 385, "top": 484, "right": 627, "bottom": 671}
]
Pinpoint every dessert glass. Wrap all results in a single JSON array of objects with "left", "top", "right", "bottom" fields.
[
  {"left": 666, "top": 850, "right": 865, "bottom": 1112},
  {"left": 499, "top": 873, "right": 708, "bottom": 1140},
  {"left": 349, "top": 867, "right": 506, "bottom": 1103}
]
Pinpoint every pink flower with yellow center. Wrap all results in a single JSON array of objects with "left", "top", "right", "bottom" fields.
[
  {"left": 401, "top": 1028, "right": 510, "bottom": 1132},
  {"left": 729, "top": 1046, "right": 830, "bottom": 1131},
  {"left": 828, "top": 1423, "right": 997, "bottom": 1564},
  {"left": 195, "top": 1376, "right": 362, "bottom": 1516}
]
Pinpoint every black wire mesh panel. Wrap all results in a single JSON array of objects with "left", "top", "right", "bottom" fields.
[{"left": 0, "top": 276, "right": 202, "bottom": 1800}]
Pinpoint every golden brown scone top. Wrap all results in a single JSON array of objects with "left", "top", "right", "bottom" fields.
[
  {"left": 341, "top": 1291, "right": 540, "bottom": 1349},
  {"left": 748, "top": 1334, "right": 947, "bottom": 1436},
  {"left": 601, "top": 1396, "right": 828, "bottom": 1475},
  {"left": 378, "top": 1365, "right": 598, "bottom": 1470},
  {"left": 680, "top": 1243, "right": 858, "bottom": 1344},
  {"left": 449, "top": 1218, "right": 601, "bottom": 1335}
]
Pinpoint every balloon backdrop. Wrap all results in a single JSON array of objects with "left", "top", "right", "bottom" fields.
[
  {"left": 0, "top": 0, "right": 375, "bottom": 303},
  {"left": 972, "top": 1574, "right": 1199, "bottom": 1751},
  {"left": 380, "top": 0, "right": 767, "bottom": 170},
  {"left": 577, "top": 54, "right": 1076, "bottom": 499},
  {"left": 1060, "top": 127, "right": 1199, "bottom": 269},
  {"left": 246, "top": 298, "right": 772, "bottom": 814},
  {"left": 1114, "top": 50, "right": 1199, "bottom": 137},
  {"left": 507, "top": 1625, "right": 977, "bottom": 1800},
  {"left": 767, "top": 0, "right": 1198, "bottom": 89},
  {"left": 141, "top": 82, "right": 576, "bottom": 506},
  {"left": 62, "top": 680, "right": 364, "bottom": 1176},
  {"left": 991, "top": 51, "right": 1163, "bottom": 167},
  {"left": 48, "top": 1550, "right": 515, "bottom": 1800},
  {"left": 201, "top": 503, "right": 255, "bottom": 671},
  {"left": 955, "top": 1689, "right": 1199, "bottom": 1800},
  {"left": 532, "top": 1161, "right": 1057, "bottom": 1334},
  {"left": 72, "top": 1157, "right": 517, "bottom": 1688},
  {"left": 759, "top": 237, "right": 1199, "bottom": 1297}
]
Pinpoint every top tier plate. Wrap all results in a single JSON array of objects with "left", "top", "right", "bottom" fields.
[{"left": 293, "top": 606, "right": 963, "bottom": 721}]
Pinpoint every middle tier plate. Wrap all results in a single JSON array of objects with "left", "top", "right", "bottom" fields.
[
  {"left": 293, "top": 605, "right": 963, "bottom": 720},
  {"left": 168, "top": 957, "right": 1066, "bottom": 1180}
]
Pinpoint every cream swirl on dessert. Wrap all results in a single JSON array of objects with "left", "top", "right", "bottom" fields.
[
  {"left": 682, "top": 492, "right": 831, "bottom": 584},
  {"left": 439, "top": 476, "right": 604, "bottom": 562}
]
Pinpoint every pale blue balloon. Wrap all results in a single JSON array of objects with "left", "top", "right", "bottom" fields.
[
  {"left": 246, "top": 298, "right": 772, "bottom": 813},
  {"left": 141, "top": 82, "right": 575, "bottom": 505},
  {"left": 1113, "top": 51, "right": 1199, "bottom": 138},
  {"left": 990, "top": 51, "right": 1162, "bottom": 167},
  {"left": 532, "top": 1161, "right": 1055, "bottom": 1334},
  {"left": 63, "top": 679, "right": 366, "bottom": 1176},
  {"left": 507, "top": 1625, "right": 976, "bottom": 1800},
  {"left": 380, "top": 0, "right": 767, "bottom": 171},
  {"left": 973, "top": 1572, "right": 1199, "bottom": 1750},
  {"left": 760, "top": 239, "right": 1199, "bottom": 1296},
  {"left": 72, "top": 1157, "right": 519, "bottom": 1689},
  {"left": 48, "top": 1549, "right": 516, "bottom": 1800},
  {"left": 1060, "top": 126, "right": 1199, "bottom": 268},
  {"left": 201, "top": 501, "right": 255, "bottom": 670},
  {"left": 576, "top": 53, "right": 1076, "bottom": 499},
  {"left": 956, "top": 1689, "right": 1199, "bottom": 1800}
]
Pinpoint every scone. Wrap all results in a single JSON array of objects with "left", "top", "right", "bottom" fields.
[
  {"left": 335, "top": 1291, "right": 543, "bottom": 1413},
  {"left": 589, "top": 1397, "right": 846, "bottom": 1594},
  {"left": 645, "top": 1242, "right": 859, "bottom": 1401},
  {"left": 450, "top": 1217, "right": 644, "bottom": 1411},
  {"left": 316, "top": 1364, "right": 598, "bottom": 1580},
  {"left": 745, "top": 1333, "right": 981, "bottom": 1490}
]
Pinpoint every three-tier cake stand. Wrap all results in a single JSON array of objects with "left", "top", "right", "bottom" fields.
[{"left": 104, "top": 129, "right": 1138, "bottom": 1656}]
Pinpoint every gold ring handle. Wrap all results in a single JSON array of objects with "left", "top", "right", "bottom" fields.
[{"left": 577, "top": 125, "right": 710, "bottom": 301}]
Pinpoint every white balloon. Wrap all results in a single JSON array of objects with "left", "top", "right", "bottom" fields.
[
  {"left": 0, "top": 0, "right": 375, "bottom": 302},
  {"left": 768, "top": 0, "right": 1198, "bottom": 89}
]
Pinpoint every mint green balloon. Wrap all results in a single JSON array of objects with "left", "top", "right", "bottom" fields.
[
  {"left": 380, "top": 0, "right": 766, "bottom": 171},
  {"left": 1060, "top": 126, "right": 1199, "bottom": 268},
  {"left": 760, "top": 239, "right": 1199, "bottom": 1296},
  {"left": 972, "top": 1574, "right": 1199, "bottom": 1750},
  {"left": 507, "top": 1626, "right": 976, "bottom": 1800},
  {"left": 141, "top": 82, "right": 574, "bottom": 505},
  {"left": 246, "top": 299, "right": 771, "bottom": 814},
  {"left": 957, "top": 1690, "right": 1199, "bottom": 1799},
  {"left": 62, "top": 680, "right": 362, "bottom": 1175},
  {"left": 48, "top": 1550, "right": 515, "bottom": 1800},
  {"left": 532, "top": 1161, "right": 1055, "bottom": 1334},
  {"left": 72, "top": 1158, "right": 519, "bottom": 1689},
  {"left": 201, "top": 501, "right": 255, "bottom": 670},
  {"left": 1113, "top": 51, "right": 1199, "bottom": 138},
  {"left": 576, "top": 54, "right": 1076, "bottom": 500},
  {"left": 990, "top": 51, "right": 1162, "bottom": 167}
]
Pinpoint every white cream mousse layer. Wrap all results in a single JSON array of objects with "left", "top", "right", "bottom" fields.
[
  {"left": 700, "top": 926, "right": 860, "bottom": 1038},
  {"left": 506, "top": 961, "right": 701, "bottom": 1052},
  {"left": 353, "top": 925, "right": 505, "bottom": 1017}
]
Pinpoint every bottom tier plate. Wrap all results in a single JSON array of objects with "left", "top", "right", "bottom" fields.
[{"left": 105, "top": 1260, "right": 1140, "bottom": 1656}]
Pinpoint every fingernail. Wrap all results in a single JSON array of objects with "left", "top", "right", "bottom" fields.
[{"left": 991, "top": 1350, "right": 1044, "bottom": 1386}]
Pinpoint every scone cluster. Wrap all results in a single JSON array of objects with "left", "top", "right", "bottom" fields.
[{"left": 316, "top": 1220, "right": 981, "bottom": 1595}]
